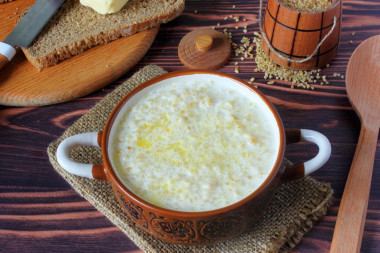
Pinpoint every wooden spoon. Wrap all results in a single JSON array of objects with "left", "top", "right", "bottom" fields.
[{"left": 330, "top": 35, "right": 380, "bottom": 252}]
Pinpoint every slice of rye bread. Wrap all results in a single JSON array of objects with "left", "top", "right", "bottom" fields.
[{"left": 21, "top": 0, "right": 185, "bottom": 69}]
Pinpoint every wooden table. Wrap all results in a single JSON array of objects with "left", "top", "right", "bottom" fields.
[{"left": 0, "top": 0, "right": 379, "bottom": 252}]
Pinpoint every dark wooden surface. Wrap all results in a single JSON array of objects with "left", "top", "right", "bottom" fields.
[{"left": 0, "top": 0, "right": 379, "bottom": 252}]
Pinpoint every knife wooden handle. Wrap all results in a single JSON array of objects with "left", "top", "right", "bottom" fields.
[
  {"left": 0, "top": 54, "right": 9, "bottom": 70},
  {"left": 0, "top": 42, "right": 16, "bottom": 70}
]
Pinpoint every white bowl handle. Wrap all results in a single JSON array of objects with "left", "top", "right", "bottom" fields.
[
  {"left": 56, "top": 132, "right": 107, "bottom": 180},
  {"left": 283, "top": 128, "right": 331, "bottom": 182},
  {"left": 301, "top": 129, "right": 331, "bottom": 175}
]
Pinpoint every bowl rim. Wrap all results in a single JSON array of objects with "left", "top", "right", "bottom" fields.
[{"left": 101, "top": 69, "right": 286, "bottom": 217}]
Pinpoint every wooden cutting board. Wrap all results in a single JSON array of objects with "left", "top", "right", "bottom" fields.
[{"left": 0, "top": 0, "right": 159, "bottom": 107}]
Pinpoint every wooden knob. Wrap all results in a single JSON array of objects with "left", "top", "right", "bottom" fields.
[
  {"left": 178, "top": 28, "right": 231, "bottom": 70},
  {"left": 196, "top": 34, "right": 213, "bottom": 52}
]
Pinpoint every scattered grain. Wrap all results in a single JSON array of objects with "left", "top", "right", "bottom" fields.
[
  {"left": 194, "top": 10, "right": 198, "bottom": 14},
  {"left": 280, "top": 0, "right": 332, "bottom": 11},
  {"left": 253, "top": 35, "right": 328, "bottom": 88},
  {"left": 212, "top": 17, "right": 333, "bottom": 90},
  {"left": 352, "top": 32, "right": 356, "bottom": 36}
]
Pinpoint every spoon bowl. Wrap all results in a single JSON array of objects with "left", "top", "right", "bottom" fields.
[
  {"left": 330, "top": 35, "right": 380, "bottom": 253},
  {"left": 346, "top": 36, "right": 380, "bottom": 125}
]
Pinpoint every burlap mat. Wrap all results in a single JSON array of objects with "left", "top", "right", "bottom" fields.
[{"left": 47, "top": 65, "right": 333, "bottom": 253}]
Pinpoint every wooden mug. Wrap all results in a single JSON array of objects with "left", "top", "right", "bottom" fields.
[{"left": 261, "top": 0, "right": 342, "bottom": 70}]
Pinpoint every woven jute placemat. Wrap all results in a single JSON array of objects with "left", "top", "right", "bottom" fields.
[{"left": 47, "top": 65, "right": 333, "bottom": 253}]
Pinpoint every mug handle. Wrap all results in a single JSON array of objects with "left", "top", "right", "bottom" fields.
[
  {"left": 56, "top": 132, "right": 107, "bottom": 180},
  {"left": 282, "top": 128, "right": 331, "bottom": 182}
]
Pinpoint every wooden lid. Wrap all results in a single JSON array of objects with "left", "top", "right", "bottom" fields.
[{"left": 178, "top": 29, "right": 231, "bottom": 70}]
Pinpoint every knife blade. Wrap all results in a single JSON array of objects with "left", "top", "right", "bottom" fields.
[{"left": 0, "top": 0, "right": 66, "bottom": 70}]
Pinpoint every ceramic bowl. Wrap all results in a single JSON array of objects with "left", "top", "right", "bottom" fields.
[{"left": 57, "top": 70, "right": 331, "bottom": 245}]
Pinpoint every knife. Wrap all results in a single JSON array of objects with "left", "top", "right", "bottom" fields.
[{"left": 0, "top": 0, "right": 66, "bottom": 70}]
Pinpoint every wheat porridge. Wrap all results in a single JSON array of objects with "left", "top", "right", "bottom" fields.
[{"left": 111, "top": 77, "right": 280, "bottom": 212}]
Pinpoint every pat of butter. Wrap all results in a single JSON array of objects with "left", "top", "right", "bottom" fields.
[{"left": 80, "top": 0, "right": 129, "bottom": 14}]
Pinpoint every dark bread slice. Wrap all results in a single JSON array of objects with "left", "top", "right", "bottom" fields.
[{"left": 21, "top": 0, "right": 185, "bottom": 69}]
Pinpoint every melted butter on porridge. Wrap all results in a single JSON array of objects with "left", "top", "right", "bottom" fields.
[{"left": 112, "top": 79, "right": 279, "bottom": 212}]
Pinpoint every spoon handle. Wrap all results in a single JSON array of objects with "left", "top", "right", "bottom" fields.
[{"left": 330, "top": 124, "right": 379, "bottom": 253}]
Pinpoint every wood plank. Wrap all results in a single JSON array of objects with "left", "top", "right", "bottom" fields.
[{"left": 0, "top": 0, "right": 379, "bottom": 252}]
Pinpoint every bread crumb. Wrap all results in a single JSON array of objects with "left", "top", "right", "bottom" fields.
[
  {"left": 352, "top": 32, "right": 355, "bottom": 36},
  {"left": 194, "top": 10, "right": 197, "bottom": 14}
]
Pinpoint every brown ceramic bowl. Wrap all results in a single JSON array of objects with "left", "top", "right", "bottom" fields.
[{"left": 57, "top": 70, "right": 331, "bottom": 245}]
